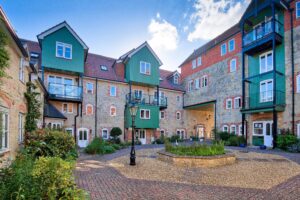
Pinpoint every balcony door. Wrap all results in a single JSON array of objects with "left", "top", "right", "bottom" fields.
[
  {"left": 48, "top": 75, "right": 74, "bottom": 97},
  {"left": 64, "top": 78, "right": 74, "bottom": 97}
]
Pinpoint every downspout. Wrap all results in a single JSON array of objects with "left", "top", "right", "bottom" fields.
[
  {"left": 74, "top": 74, "right": 81, "bottom": 143},
  {"left": 290, "top": 6, "right": 295, "bottom": 134},
  {"left": 241, "top": 20, "right": 247, "bottom": 144},
  {"left": 95, "top": 78, "right": 98, "bottom": 138}
]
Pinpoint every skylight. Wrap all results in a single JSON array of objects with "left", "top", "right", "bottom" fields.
[{"left": 100, "top": 65, "right": 108, "bottom": 71}]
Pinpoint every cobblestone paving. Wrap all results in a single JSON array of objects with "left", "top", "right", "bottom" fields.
[{"left": 75, "top": 146, "right": 300, "bottom": 200}]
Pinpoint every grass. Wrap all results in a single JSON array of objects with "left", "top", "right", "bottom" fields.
[{"left": 165, "top": 141, "right": 225, "bottom": 156}]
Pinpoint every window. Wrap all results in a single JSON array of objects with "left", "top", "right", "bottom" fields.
[
  {"left": 188, "top": 80, "right": 194, "bottom": 92},
  {"left": 296, "top": 2, "right": 300, "bottom": 19},
  {"left": 297, "top": 74, "right": 300, "bottom": 93},
  {"left": 160, "top": 129, "right": 165, "bottom": 137},
  {"left": 56, "top": 42, "right": 72, "bottom": 59},
  {"left": 140, "top": 109, "right": 150, "bottom": 119},
  {"left": 201, "top": 75, "right": 208, "bottom": 88},
  {"left": 260, "top": 79, "right": 273, "bottom": 102},
  {"left": 140, "top": 61, "right": 151, "bottom": 75},
  {"left": 19, "top": 57, "right": 25, "bottom": 82},
  {"left": 192, "top": 59, "right": 197, "bottom": 69},
  {"left": 110, "top": 106, "right": 116, "bottom": 116},
  {"left": 234, "top": 97, "right": 241, "bottom": 109},
  {"left": 197, "top": 56, "right": 202, "bottom": 66},
  {"left": 160, "top": 111, "right": 165, "bottom": 119},
  {"left": 102, "top": 129, "right": 109, "bottom": 140},
  {"left": 62, "top": 103, "right": 73, "bottom": 113},
  {"left": 297, "top": 124, "right": 300, "bottom": 138},
  {"left": 195, "top": 78, "right": 200, "bottom": 89},
  {"left": 100, "top": 65, "right": 108, "bottom": 71},
  {"left": 65, "top": 128, "right": 73, "bottom": 136},
  {"left": 30, "top": 53, "right": 39, "bottom": 59},
  {"left": 176, "top": 111, "right": 181, "bottom": 120},
  {"left": 174, "top": 75, "right": 179, "bottom": 84},
  {"left": 260, "top": 51, "right": 273, "bottom": 73},
  {"left": 86, "top": 104, "right": 93, "bottom": 115},
  {"left": 230, "top": 125, "right": 236, "bottom": 134},
  {"left": 228, "top": 39, "right": 235, "bottom": 52},
  {"left": 226, "top": 98, "right": 232, "bottom": 109},
  {"left": 110, "top": 85, "right": 116, "bottom": 96},
  {"left": 253, "top": 122, "right": 263, "bottom": 135},
  {"left": 51, "top": 122, "right": 62, "bottom": 130},
  {"left": 230, "top": 59, "right": 237, "bottom": 72},
  {"left": 223, "top": 125, "right": 229, "bottom": 132},
  {"left": 177, "top": 129, "right": 185, "bottom": 139},
  {"left": 177, "top": 96, "right": 180, "bottom": 102},
  {"left": 134, "top": 90, "right": 143, "bottom": 100},
  {"left": 221, "top": 43, "right": 227, "bottom": 56},
  {"left": 18, "top": 113, "right": 24, "bottom": 143},
  {"left": 86, "top": 82, "right": 94, "bottom": 94},
  {"left": 239, "top": 124, "right": 243, "bottom": 135}
]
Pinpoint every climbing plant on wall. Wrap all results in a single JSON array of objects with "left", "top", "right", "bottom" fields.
[
  {"left": 0, "top": 26, "right": 9, "bottom": 82},
  {"left": 24, "top": 82, "right": 41, "bottom": 133}
]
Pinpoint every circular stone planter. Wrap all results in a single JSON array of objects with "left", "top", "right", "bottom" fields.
[{"left": 157, "top": 150, "right": 236, "bottom": 168}]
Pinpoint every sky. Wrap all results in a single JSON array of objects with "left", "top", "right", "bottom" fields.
[{"left": 1, "top": 0, "right": 250, "bottom": 71}]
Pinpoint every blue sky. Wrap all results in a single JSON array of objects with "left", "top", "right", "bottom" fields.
[{"left": 1, "top": 0, "right": 250, "bottom": 71}]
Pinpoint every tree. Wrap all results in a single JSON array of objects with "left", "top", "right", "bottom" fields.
[
  {"left": 24, "top": 82, "right": 41, "bottom": 133},
  {"left": 110, "top": 127, "right": 122, "bottom": 143},
  {"left": 0, "top": 26, "right": 9, "bottom": 82}
]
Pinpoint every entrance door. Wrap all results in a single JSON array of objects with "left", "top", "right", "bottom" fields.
[
  {"left": 264, "top": 121, "right": 273, "bottom": 147},
  {"left": 78, "top": 128, "right": 89, "bottom": 148},
  {"left": 197, "top": 125, "right": 204, "bottom": 139},
  {"left": 139, "top": 129, "right": 146, "bottom": 145}
]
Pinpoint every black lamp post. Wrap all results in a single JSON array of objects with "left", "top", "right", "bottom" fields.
[{"left": 129, "top": 103, "right": 139, "bottom": 166}]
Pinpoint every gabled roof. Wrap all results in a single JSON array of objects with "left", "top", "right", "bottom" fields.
[
  {"left": 159, "top": 69, "right": 184, "bottom": 91},
  {"left": 44, "top": 103, "right": 66, "bottom": 119},
  {"left": 37, "top": 21, "right": 88, "bottom": 50},
  {"left": 118, "top": 41, "right": 163, "bottom": 66},
  {"left": 0, "top": 6, "right": 28, "bottom": 57}
]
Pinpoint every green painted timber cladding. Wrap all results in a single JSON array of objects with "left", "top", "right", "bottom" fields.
[
  {"left": 125, "top": 105, "right": 159, "bottom": 129},
  {"left": 247, "top": 9, "right": 285, "bottom": 110},
  {"left": 252, "top": 136, "right": 264, "bottom": 146},
  {"left": 41, "top": 27, "right": 85, "bottom": 73},
  {"left": 125, "top": 46, "right": 160, "bottom": 86}
]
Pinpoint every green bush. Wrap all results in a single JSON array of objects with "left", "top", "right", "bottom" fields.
[
  {"left": 217, "top": 131, "right": 230, "bottom": 141},
  {"left": 226, "top": 135, "right": 246, "bottom": 146},
  {"left": 85, "top": 138, "right": 117, "bottom": 154},
  {"left": 110, "top": 127, "right": 122, "bottom": 143},
  {"left": 169, "top": 135, "right": 182, "bottom": 143},
  {"left": 25, "top": 129, "right": 77, "bottom": 159},
  {"left": 165, "top": 141, "right": 225, "bottom": 156},
  {"left": 277, "top": 134, "right": 298, "bottom": 150}
]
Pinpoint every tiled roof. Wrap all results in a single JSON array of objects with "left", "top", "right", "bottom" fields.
[
  {"left": 159, "top": 69, "right": 184, "bottom": 91},
  {"left": 179, "top": 24, "right": 240, "bottom": 67},
  {"left": 44, "top": 103, "right": 66, "bottom": 119}
]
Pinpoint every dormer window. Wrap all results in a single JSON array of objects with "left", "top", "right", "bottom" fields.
[
  {"left": 100, "top": 65, "right": 108, "bottom": 71},
  {"left": 174, "top": 75, "right": 179, "bottom": 84},
  {"left": 30, "top": 53, "right": 39, "bottom": 59},
  {"left": 140, "top": 61, "right": 151, "bottom": 75},
  {"left": 56, "top": 42, "right": 72, "bottom": 59}
]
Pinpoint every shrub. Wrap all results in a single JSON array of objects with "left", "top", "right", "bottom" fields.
[
  {"left": 169, "top": 135, "right": 181, "bottom": 143},
  {"left": 152, "top": 135, "right": 165, "bottom": 144},
  {"left": 226, "top": 135, "right": 246, "bottom": 146},
  {"left": 85, "top": 138, "right": 116, "bottom": 154},
  {"left": 110, "top": 127, "right": 122, "bottom": 143},
  {"left": 165, "top": 141, "right": 225, "bottom": 156},
  {"left": 217, "top": 131, "right": 230, "bottom": 141},
  {"left": 277, "top": 134, "right": 298, "bottom": 150},
  {"left": 190, "top": 136, "right": 199, "bottom": 141},
  {"left": 24, "top": 129, "right": 77, "bottom": 159}
]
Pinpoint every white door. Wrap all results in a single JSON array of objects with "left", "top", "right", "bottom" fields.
[
  {"left": 264, "top": 121, "right": 273, "bottom": 148},
  {"left": 78, "top": 128, "right": 89, "bottom": 148},
  {"left": 139, "top": 129, "right": 146, "bottom": 145},
  {"left": 197, "top": 125, "right": 204, "bottom": 138}
]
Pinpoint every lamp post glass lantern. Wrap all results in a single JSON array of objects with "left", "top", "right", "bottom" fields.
[{"left": 129, "top": 104, "right": 139, "bottom": 165}]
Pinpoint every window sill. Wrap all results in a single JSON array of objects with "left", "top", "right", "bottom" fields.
[{"left": 0, "top": 149, "right": 10, "bottom": 156}]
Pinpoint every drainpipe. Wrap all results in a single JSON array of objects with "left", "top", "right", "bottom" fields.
[
  {"left": 290, "top": 6, "right": 295, "bottom": 134},
  {"left": 74, "top": 104, "right": 79, "bottom": 143},
  {"left": 95, "top": 78, "right": 98, "bottom": 138}
]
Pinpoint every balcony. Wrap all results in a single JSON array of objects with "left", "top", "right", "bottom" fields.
[
  {"left": 242, "top": 90, "right": 285, "bottom": 113},
  {"left": 48, "top": 83, "right": 83, "bottom": 102},
  {"left": 126, "top": 93, "right": 167, "bottom": 110},
  {"left": 243, "top": 19, "right": 283, "bottom": 55}
]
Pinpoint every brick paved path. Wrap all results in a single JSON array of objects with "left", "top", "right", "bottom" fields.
[{"left": 75, "top": 146, "right": 300, "bottom": 200}]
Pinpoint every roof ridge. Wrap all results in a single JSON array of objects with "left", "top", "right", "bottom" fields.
[{"left": 88, "top": 52, "right": 116, "bottom": 60}]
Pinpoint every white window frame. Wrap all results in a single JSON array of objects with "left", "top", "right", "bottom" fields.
[
  {"left": 160, "top": 111, "right": 165, "bottom": 119},
  {"left": 176, "top": 111, "right": 181, "bottom": 120},
  {"left": 86, "top": 82, "right": 94, "bottom": 94},
  {"left": 160, "top": 129, "right": 165, "bottom": 137},
  {"left": 110, "top": 85, "right": 117, "bottom": 97},
  {"left": 0, "top": 112, "right": 9, "bottom": 151},
  {"left": 234, "top": 97, "right": 241, "bottom": 109},
  {"left": 192, "top": 59, "right": 197, "bottom": 69},
  {"left": 174, "top": 75, "right": 179, "bottom": 84},
  {"left": 188, "top": 80, "right": 193, "bottom": 92},
  {"left": 228, "top": 39, "right": 235, "bottom": 52},
  {"left": 140, "top": 109, "right": 150, "bottom": 119},
  {"left": 197, "top": 56, "right": 202, "bottom": 66},
  {"left": 230, "top": 125, "right": 237, "bottom": 134},
  {"left": 102, "top": 128, "right": 109, "bottom": 140},
  {"left": 51, "top": 122, "right": 62, "bottom": 130},
  {"left": 230, "top": 59, "right": 237, "bottom": 72},
  {"left": 239, "top": 124, "right": 243, "bottom": 135},
  {"left": 297, "top": 123, "right": 300, "bottom": 138},
  {"left": 62, "top": 103, "right": 73, "bottom": 114},
  {"left": 221, "top": 43, "right": 227, "bottom": 56},
  {"left": 110, "top": 106, "right": 116, "bottom": 116},
  {"left": 297, "top": 74, "right": 300, "bottom": 93},
  {"left": 223, "top": 125, "right": 229, "bottom": 132},
  {"left": 19, "top": 57, "right": 25, "bottom": 82},
  {"left": 176, "top": 129, "right": 186, "bottom": 139},
  {"left": 201, "top": 75, "right": 208, "bottom": 88},
  {"left": 195, "top": 78, "right": 200, "bottom": 89},
  {"left": 18, "top": 113, "right": 24, "bottom": 143},
  {"left": 140, "top": 61, "right": 151, "bottom": 75},
  {"left": 259, "top": 51, "right": 273, "bottom": 74},
  {"left": 226, "top": 98, "right": 232, "bottom": 109},
  {"left": 65, "top": 128, "right": 74, "bottom": 136},
  {"left": 260, "top": 79, "right": 273, "bottom": 102},
  {"left": 86, "top": 104, "right": 94, "bottom": 115},
  {"left": 177, "top": 95, "right": 180, "bottom": 102},
  {"left": 296, "top": 2, "right": 300, "bottom": 19},
  {"left": 56, "top": 42, "right": 72, "bottom": 59}
]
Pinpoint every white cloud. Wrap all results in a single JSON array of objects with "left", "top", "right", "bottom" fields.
[
  {"left": 156, "top": 12, "right": 161, "bottom": 19},
  {"left": 148, "top": 17, "right": 179, "bottom": 52},
  {"left": 187, "top": 0, "right": 250, "bottom": 41},
  {"left": 183, "top": 25, "right": 189, "bottom": 32}
]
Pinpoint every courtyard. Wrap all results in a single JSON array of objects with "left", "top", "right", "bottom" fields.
[{"left": 75, "top": 145, "right": 300, "bottom": 200}]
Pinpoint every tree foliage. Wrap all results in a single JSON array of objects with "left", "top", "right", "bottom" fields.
[
  {"left": 24, "top": 82, "right": 41, "bottom": 133},
  {"left": 0, "top": 27, "right": 9, "bottom": 81}
]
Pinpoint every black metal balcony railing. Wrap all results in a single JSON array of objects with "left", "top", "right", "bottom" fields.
[
  {"left": 243, "top": 19, "right": 283, "bottom": 47},
  {"left": 48, "top": 83, "right": 83, "bottom": 101},
  {"left": 244, "top": 90, "right": 285, "bottom": 110},
  {"left": 126, "top": 93, "right": 167, "bottom": 108}
]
